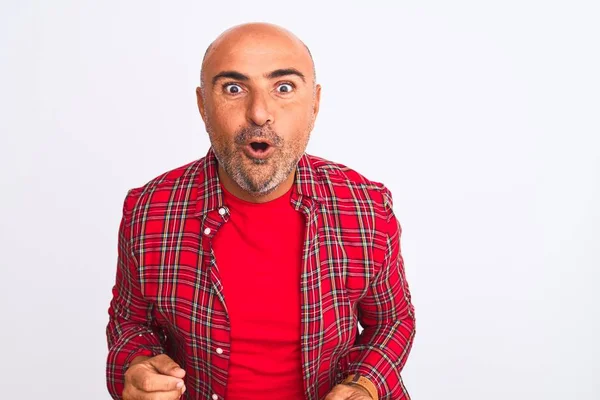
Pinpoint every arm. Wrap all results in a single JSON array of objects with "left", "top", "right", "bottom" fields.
[
  {"left": 106, "top": 190, "right": 165, "bottom": 399},
  {"left": 343, "top": 189, "right": 416, "bottom": 399}
]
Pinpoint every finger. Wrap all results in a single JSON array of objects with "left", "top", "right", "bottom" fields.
[
  {"left": 149, "top": 354, "right": 186, "bottom": 378},
  {"left": 325, "top": 384, "right": 369, "bottom": 400},
  {"left": 132, "top": 371, "right": 185, "bottom": 393},
  {"left": 128, "top": 388, "right": 184, "bottom": 400},
  {"left": 148, "top": 389, "right": 184, "bottom": 400},
  {"left": 324, "top": 389, "right": 344, "bottom": 400}
]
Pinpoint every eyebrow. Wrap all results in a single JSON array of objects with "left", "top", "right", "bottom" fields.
[
  {"left": 211, "top": 68, "right": 306, "bottom": 86},
  {"left": 211, "top": 71, "right": 249, "bottom": 85},
  {"left": 266, "top": 68, "right": 306, "bottom": 83}
]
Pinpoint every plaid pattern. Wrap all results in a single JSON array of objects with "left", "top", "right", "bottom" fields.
[{"left": 106, "top": 148, "right": 415, "bottom": 400}]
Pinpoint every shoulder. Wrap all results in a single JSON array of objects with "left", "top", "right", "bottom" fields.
[
  {"left": 306, "top": 153, "right": 395, "bottom": 219},
  {"left": 121, "top": 158, "right": 204, "bottom": 215}
]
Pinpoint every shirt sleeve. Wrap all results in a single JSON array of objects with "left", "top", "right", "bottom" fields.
[
  {"left": 106, "top": 190, "right": 165, "bottom": 399},
  {"left": 345, "top": 187, "right": 416, "bottom": 399}
]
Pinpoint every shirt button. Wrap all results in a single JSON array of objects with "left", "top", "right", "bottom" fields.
[
  {"left": 204, "top": 227, "right": 211, "bottom": 235},
  {"left": 216, "top": 348, "right": 223, "bottom": 354},
  {"left": 218, "top": 207, "right": 227, "bottom": 216},
  {"left": 212, "top": 394, "right": 218, "bottom": 400}
]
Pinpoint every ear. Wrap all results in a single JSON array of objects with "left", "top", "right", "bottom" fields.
[
  {"left": 196, "top": 86, "right": 206, "bottom": 123},
  {"left": 313, "top": 84, "right": 322, "bottom": 118}
]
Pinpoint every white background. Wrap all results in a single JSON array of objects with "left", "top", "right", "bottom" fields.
[{"left": 1, "top": 1, "right": 598, "bottom": 399}]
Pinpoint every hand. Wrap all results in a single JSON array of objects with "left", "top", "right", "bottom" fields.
[
  {"left": 123, "top": 354, "right": 187, "bottom": 400},
  {"left": 324, "top": 383, "right": 373, "bottom": 400}
]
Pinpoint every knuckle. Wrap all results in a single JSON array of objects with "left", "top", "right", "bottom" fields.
[
  {"left": 124, "top": 365, "right": 135, "bottom": 379},
  {"left": 165, "top": 362, "right": 176, "bottom": 370},
  {"left": 140, "top": 375, "right": 154, "bottom": 392}
]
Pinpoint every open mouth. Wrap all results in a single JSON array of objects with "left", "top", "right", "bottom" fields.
[
  {"left": 250, "top": 142, "right": 270, "bottom": 152},
  {"left": 244, "top": 140, "right": 275, "bottom": 160}
]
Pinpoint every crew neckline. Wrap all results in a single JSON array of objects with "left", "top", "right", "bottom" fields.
[{"left": 220, "top": 182, "right": 294, "bottom": 208}]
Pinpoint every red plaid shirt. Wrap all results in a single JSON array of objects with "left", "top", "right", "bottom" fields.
[{"left": 106, "top": 148, "right": 416, "bottom": 400}]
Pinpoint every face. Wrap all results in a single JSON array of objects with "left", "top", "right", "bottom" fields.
[{"left": 197, "top": 28, "right": 321, "bottom": 196}]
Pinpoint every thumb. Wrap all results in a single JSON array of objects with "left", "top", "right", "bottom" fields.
[{"left": 149, "top": 354, "right": 186, "bottom": 378}]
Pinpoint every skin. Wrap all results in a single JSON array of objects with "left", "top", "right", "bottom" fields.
[
  {"left": 124, "top": 23, "right": 371, "bottom": 400},
  {"left": 325, "top": 384, "right": 372, "bottom": 400},
  {"left": 124, "top": 355, "right": 186, "bottom": 400},
  {"left": 196, "top": 22, "right": 321, "bottom": 203}
]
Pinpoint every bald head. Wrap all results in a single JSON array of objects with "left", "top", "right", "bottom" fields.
[
  {"left": 200, "top": 23, "right": 316, "bottom": 90},
  {"left": 194, "top": 22, "right": 322, "bottom": 202}
]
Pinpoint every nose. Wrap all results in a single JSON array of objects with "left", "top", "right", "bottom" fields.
[{"left": 246, "top": 91, "right": 274, "bottom": 126}]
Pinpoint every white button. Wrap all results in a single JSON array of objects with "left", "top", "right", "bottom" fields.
[
  {"left": 218, "top": 207, "right": 227, "bottom": 216},
  {"left": 216, "top": 348, "right": 223, "bottom": 354},
  {"left": 204, "top": 228, "right": 211, "bottom": 235},
  {"left": 212, "top": 394, "right": 218, "bottom": 400}
]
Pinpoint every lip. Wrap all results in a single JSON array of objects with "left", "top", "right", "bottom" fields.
[
  {"left": 247, "top": 138, "right": 274, "bottom": 147},
  {"left": 242, "top": 143, "right": 276, "bottom": 160}
]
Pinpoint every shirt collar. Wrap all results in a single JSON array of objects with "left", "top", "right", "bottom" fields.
[{"left": 194, "top": 146, "right": 324, "bottom": 216}]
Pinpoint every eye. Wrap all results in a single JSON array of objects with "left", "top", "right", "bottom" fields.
[
  {"left": 276, "top": 83, "right": 294, "bottom": 93},
  {"left": 224, "top": 83, "right": 243, "bottom": 94}
]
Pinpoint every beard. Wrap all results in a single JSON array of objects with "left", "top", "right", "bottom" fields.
[{"left": 207, "top": 123, "right": 310, "bottom": 197}]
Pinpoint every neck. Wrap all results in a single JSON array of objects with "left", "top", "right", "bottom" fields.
[{"left": 217, "top": 164, "right": 295, "bottom": 203}]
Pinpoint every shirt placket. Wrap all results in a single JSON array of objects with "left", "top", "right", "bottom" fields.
[
  {"left": 293, "top": 194, "right": 325, "bottom": 400},
  {"left": 199, "top": 205, "right": 231, "bottom": 400}
]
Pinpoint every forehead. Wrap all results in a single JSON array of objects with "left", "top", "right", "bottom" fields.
[{"left": 203, "top": 33, "right": 314, "bottom": 82}]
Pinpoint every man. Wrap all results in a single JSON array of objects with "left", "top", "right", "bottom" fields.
[{"left": 106, "top": 23, "right": 415, "bottom": 400}]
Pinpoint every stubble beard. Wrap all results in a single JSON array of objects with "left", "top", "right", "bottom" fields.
[{"left": 207, "top": 124, "right": 311, "bottom": 197}]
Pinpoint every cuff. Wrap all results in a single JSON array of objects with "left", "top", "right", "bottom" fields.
[{"left": 121, "top": 331, "right": 165, "bottom": 373}]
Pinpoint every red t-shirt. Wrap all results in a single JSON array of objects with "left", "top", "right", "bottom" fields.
[{"left": 212, "top": 183, "right": 306, "bottom": 399}]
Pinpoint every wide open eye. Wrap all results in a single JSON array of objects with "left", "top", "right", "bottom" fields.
[
  {"left": 224, "top": 83, "right": 243, "bottom": 94},
  {"left": 276, "top": 83, "right": 294, "bottom": 93}
]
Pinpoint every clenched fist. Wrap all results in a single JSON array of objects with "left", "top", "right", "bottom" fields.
[{"left": 123, "top": 354, "right": 186, "bottom": 400}]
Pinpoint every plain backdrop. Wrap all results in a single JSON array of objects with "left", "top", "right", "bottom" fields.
[{"left": 1, "top": 1, "right": 598, "bottom": 399}]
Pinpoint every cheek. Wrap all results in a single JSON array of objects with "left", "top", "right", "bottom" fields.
[
  {"left": 278, "top": 102, "right": 314, "bottom": 126},
  {"left": 209, "top": 102, "right": 246, "bottom": 134}
]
